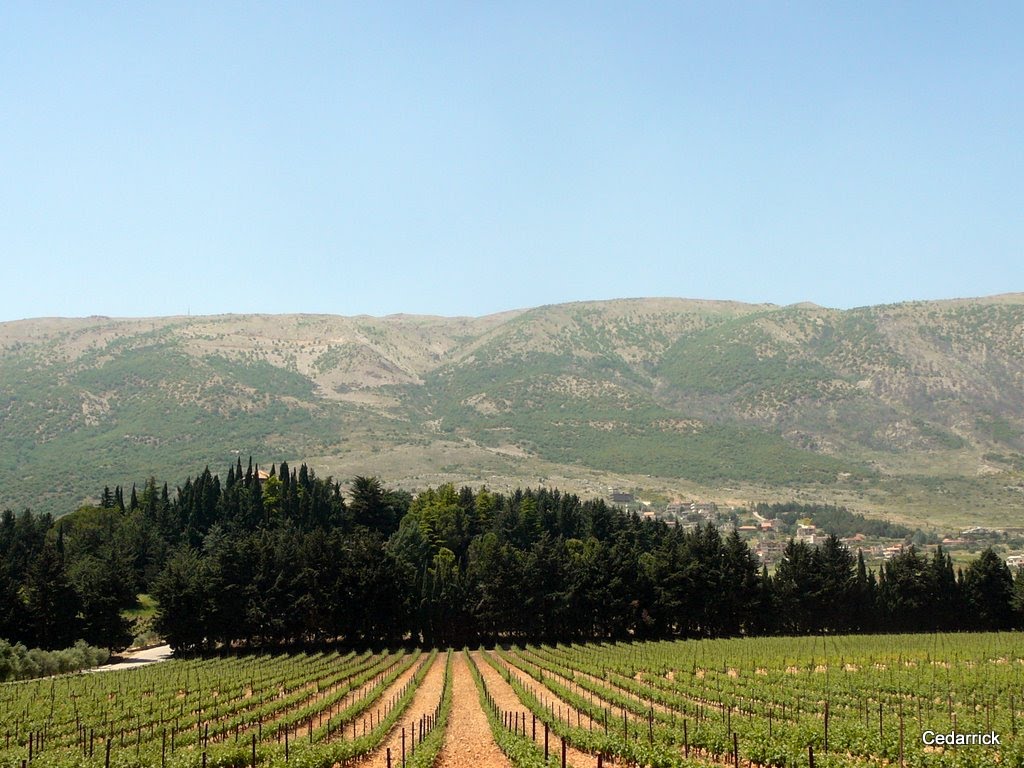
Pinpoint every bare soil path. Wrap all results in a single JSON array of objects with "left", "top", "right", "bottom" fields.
[
  {"left": 475, "top": 651, "right": 588, "bottom": 768},
  {"left": 89, "top": 644, "right": 173, "bottom": 672},
  {"left": 510, "top": 652, "right": 751, "bottom": 768},
  {"left": 509, "top": 649, "right": 668, "bottom": 721},
  {"left": 291, "top": 652, "right": 415, "bottom": 740},
  {"left": 354, "top": 652, "right": 446, "bottom": 767},
  {"left": 434, "top": 653, "right": 511, "bottom": 768}
]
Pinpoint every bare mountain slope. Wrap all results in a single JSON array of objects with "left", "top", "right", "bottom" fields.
[{"left": 2, "top": 295, "right": 1022, "bottom": 525}]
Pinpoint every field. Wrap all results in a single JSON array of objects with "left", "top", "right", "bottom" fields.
[{"left": 3, "top": 634, "right": 1024, "bottom": 768}]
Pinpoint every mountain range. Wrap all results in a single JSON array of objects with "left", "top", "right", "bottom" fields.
[{"left": 2, "top": 295, "right": 1022, "bottom": 528}]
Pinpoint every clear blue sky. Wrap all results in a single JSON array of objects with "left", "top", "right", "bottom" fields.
[{"left": 2, "top": 3, "right": 1021, "bottom": 321}]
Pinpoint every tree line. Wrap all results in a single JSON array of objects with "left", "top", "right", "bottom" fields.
[{"left": 1, "top": 459, "right": 1022, "bottom": 654}]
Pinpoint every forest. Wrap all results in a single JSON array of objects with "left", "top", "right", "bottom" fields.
[{"left": 1, "top": 459, "right": 1022, "bottom": 657}]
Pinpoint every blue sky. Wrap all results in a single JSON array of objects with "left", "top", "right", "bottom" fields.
[{"left": 2, "top": 3, "right": 1021, "bottom": 321}]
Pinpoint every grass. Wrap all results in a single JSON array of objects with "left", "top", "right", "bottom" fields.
[{"left": 123, "top": 593, "right": 158, "bottom": 621}]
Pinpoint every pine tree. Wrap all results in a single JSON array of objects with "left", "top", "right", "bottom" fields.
[{"left": 24, "top": 542, "right": 81, "bottom": 649}]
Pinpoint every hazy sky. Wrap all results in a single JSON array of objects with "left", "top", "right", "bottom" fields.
[{"left": 2, "top": 3, "right": 1021, "bottom": 321}]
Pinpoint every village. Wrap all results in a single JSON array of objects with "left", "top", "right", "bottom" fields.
[{"left": 606, "top": 489, "right": 1024, "bottom": 571}]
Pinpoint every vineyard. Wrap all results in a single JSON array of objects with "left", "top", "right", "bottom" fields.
[{"left": 2, "top": 633, "right": 1023, "bottom": 768}]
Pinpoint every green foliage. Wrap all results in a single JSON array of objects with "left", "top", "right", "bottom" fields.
[
  {"left": 757, "top": 501, "right": 913, "bottom": 539},
  {"left": 976, "top": 415, "right": 1021, "bottom": 447},
  {"left": 404, "top": 651, "right": 453, "bottom": 768},
  {"left": 0, "top": 638, "right": 108, "bottom": 681},
  {"left": 0, "top": 341, "right": 364, "bottom": 517},
  {"left": 465, "top": 650, "right": 552, "bottom": 768},
  {"left": 657, "top": 313, "right": 837, "bottom": 396}
]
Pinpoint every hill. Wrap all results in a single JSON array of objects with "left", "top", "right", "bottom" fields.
[{"left": 2, "top": 295, "right": 1023, "bottom": 527}]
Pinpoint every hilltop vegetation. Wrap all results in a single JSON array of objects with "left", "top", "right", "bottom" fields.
[{"left": 1, "top": 295, "right": 1023, "bottom": 525}]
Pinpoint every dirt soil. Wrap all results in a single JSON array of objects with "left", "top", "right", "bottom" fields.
[
  {"left": 434, "top": 653, "right": 512, "bottom": 768},
  {"left": 474, "top": 651, "right": 588, "bottom": 768},
  {"left": 355, "top": 652, "right": 446, "bottom": 766},
  {"left": 295, "top": 653, "right": 417, "bottom": 740}
]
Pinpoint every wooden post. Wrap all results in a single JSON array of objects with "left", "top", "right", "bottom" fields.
[
  {"left": 386, "top": 747, "right": 391, "bottom": 768},
  {"left": 285, "top": 729, "right": 289, "bottom": 761},
  {"left": 251, "top": 734, "right": 256, "bottom": 768},
  {"left": 105, "top": 738, "right": 111, "bottom": 768},
  {"left": 899, "top": 710, "right": 905, "bottom": 768},
  {"left": 733, "top": 732, "right": 738, "bottom": 767},
  {"left": 162, "top": 730, "right": 166, "bottom": 768},
  {"left": 824, "top": 701, "right": 829, "bottom": 753},
  {"left": 532, "top": 713, "right": 536, "bottom": 741},
  {"left": 808, "top": 745, "right": 814, "bottom": 768},
  {"left": 402, "top": 727, "right": 406, "bottom": 768},
  {"left": 684, "top": 720, "right": 689, "bottom": 757},
  {"left": 544, "top": 723, "right": 549, "bottom": 760},
  {"left": 561, "top": 736, "right": 567, "bottom": 768}
]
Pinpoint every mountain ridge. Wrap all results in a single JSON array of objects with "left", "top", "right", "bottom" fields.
[{"left": 2, "top": 294, "right": 1022, "bottom": 526}]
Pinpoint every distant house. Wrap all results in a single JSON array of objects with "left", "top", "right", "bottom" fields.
[
  {"left": 1006, "top": 554, "right": 1024, "bottom": 569},
  {"left": 757, "top": 539, "right": 787, "bottom": 565},
  {"left": 796, "top": 523, "right": 816, "bottom": 537}
]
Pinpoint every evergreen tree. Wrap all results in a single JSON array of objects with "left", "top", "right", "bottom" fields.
[
  {"left": 963, "top": 548, "right": 1014, "bottom": 630},
  {"left": 152, "top": 547, "right": 212, "bottom": 653},
  {"left": 23, "top": 542, "right": 80, "bottom": 650}
]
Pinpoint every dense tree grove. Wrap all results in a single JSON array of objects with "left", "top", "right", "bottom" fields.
[{"left": 2, "top": 459, "right": 1024, "bottom": 653}]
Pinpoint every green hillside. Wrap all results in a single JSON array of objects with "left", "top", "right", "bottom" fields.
[{"left": 1, "top": 296, "right": 1023, "bottom": 525}]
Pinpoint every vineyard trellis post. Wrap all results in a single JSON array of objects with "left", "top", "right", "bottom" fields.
[{"left": 824, "top": 701, "right": 829, "bottom": 753}]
